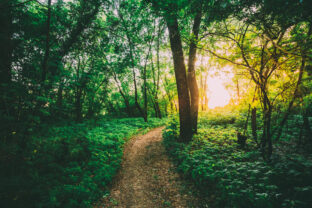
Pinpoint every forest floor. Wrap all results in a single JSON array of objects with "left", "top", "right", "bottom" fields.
[{"left": 96, "top": 127, "right": 206, "bottom": 208}]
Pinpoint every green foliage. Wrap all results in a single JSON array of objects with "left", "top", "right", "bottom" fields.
[
  {"left": 163, "top": 112, "right": 312, "bottom": 208},
  {"left": 0, "top": 117, "right": 166, "bottom": 208},
  {"left": 1, "top": 0, "right": 312, "bottom": 207}
]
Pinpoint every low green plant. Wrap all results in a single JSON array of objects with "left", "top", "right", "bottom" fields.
[
  {"left": 163, "top": 112, "right": 312, "bottom": 208},
  {"left": 0, "top": 117, "right": 167, "bottom": 208}
]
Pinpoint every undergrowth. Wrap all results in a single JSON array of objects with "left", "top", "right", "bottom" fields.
[
  {"left": 0, "top": 117, "right": 166, "bottom": 208},
  {"left": 163, "top": 111, "right": 312, "bottom": 208}
]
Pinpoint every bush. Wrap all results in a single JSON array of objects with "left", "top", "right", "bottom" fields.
[
  {"left": 163, "top": 113, "right": 312, "bottom": 208},
  {"left": 0, "top": 117, "right": 167, "bottom": 208}
]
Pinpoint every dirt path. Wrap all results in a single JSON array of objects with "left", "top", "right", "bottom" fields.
[{"left": 96, "top": 127, "right": 200, "bottom": 208}]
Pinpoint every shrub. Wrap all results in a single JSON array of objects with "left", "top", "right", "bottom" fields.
[
  {"left": 163, "top": 113, "right": 312, "bottom": 208},
  {"left": 0, "top": 117, "right": 167, "bottom": 208}
]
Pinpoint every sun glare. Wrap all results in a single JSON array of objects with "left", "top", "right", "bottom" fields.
[{"left": 206, "top": 68, "right": 233, "bottom": 109}]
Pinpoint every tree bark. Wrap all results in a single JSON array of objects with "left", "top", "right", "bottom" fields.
[
  {"left": 187, "top": 4, "right": 202, "bottom": 133},
  {"left": 75, "top": 58, "right": 83, "bottom": 122},
  {"left": 260, "top": 85, "right": 272, "bottom": 160},
  {"left": 251, "top": 107, "right": 258, "bottom": 144},
  {"left": 166, "top": 14, "right": 192, "bottom": 142},
  {"left": 112, "top": 71, "right": 132, "bottom": 117},
  {"left": 0, "top": 0, "right": 13, "bottom": 139},
  {"left": 142, "top": 36, "right": 154, "bottom": 122},
  {"left": 41, "top": 0, "right": 52, "bottom": 82},
  {"left": 56, "top": 78, "right": 64, "bottom": 110},
  {"left": 132, "top": 68, "right": 146, "bottom": 121},
  {"left": 143, "top": 66, "right": 148, "bottom": 121},
  {"left": 0, "top": 0, "right": 13, "bottom": 85},
  {"left": 75, "top": 88, "right": 83, "bottom": 122},
  {"left": 155, "top": 22, "right": 163, "bottom": 119}
]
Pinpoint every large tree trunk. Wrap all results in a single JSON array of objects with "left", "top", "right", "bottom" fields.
[
  {"left": 0, "top": 0, "right": 13, "bottom": 85},
  {"left": 0, "top": 0, "right": 13, "bottom": 140},
  {"left": 187, "top": 4, "right": 202, "bottom": 133},
  {"left": 166, "top": 15, "right": 192, "bottom": 142},
  {"left": 260, "top": 86, "right": 272, "bottom": 160}
]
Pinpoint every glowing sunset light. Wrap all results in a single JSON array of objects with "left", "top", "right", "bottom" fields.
[{"left": 206, "top": 67, "right": 233, "bottom": 109}]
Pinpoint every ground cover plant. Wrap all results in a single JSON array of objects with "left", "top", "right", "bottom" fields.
[
  {"left": 0, "top": 117, "right": 166, "bottom": 208},
  {"left": 163, "top": 111, "right": 312, "bottom": 208}
]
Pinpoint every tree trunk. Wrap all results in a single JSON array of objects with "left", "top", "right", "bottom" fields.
[
  {"left": 244, "top": 104, "right": 251, "bottom": 135},
  {"left": 155, "top": 99, "right": 162, "bottom": 118},
  {"left": 142, "top": 38, "right": 154, "bottom": 122},
  {"left": 75, "top": 89, "right": 83, "bottom": 122},
  {"left": 166, "top": 14, "right": 192, "bottom": 142},
  {"left": 119, "top": 90, "right": 132, "bottom": 116},
  {"left": 251, "top": 107, "right": 258, "bottom": 144},
  {"left": 112, "top": 71, "right": 132, "bottom": 117},
  {"left": 56, "top": 78, "right": 64, "bottom": 110},
  {"left": 187, "top": 5, "right": 202, "bottom": 133},
  {"left": 261, "top": 89, "right": 272, "bottom": 160},
  {"left": 0, "top": 0, "right": 13, "bottom": 139},
  {"left": 267, "top": 106, "right": 272, "bottom": 159},
  {"left": 143, "top": 66, "right": 148, "bottom": 121},
  {"left": 132, "top": 68, "right": 146, "bottom": 121},
  {"left": 152, "top": 99, "right": 158, "bottom": 117},
  {"left": 75, "top": 58, "right": 83, "bottom": 122},
  {"left": 155, "top": 21, "right": 163, "bottom": 119},
  {"left": 41, "top": 0, "right": 52, "bottom": 82},
  {"left": 236, "top": 79, "right": 240, "bottom": 99},
  {"left": 118, "top": 9, "right": 147, "bottom": 122},
  {"left": 0, "top": 0, "right": 12, "bottom": 85},
  {"left": 274, "top": 23, "right": 310, "bottom": 141}
]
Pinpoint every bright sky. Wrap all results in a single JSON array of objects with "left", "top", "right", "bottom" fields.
[{"left": 206, "top": 66, "right": 233, "bottom": 109}]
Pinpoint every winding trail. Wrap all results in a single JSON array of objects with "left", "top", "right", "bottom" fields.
[{"left": 97, "top": 127, "right": 200, "bottom": 208}]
